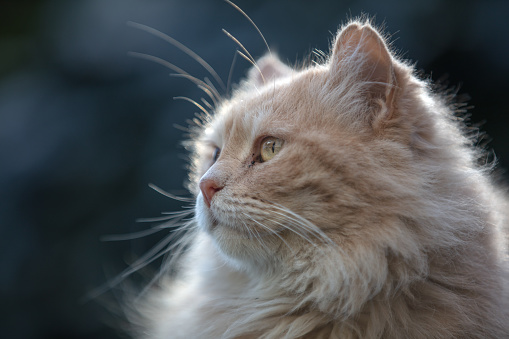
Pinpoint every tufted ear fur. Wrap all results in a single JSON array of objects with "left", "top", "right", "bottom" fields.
[
  {"left": 330, "top": 22, "right": 399, "bottom": 125},
  {"left": 248, "top": 54, "right": 293, "bottom": 86}
]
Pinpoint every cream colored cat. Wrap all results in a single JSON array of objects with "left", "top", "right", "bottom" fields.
[{"left": 130, "top": 20, "right": 509, "bottom": 338}]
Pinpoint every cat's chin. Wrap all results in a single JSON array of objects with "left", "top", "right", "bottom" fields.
[
  {"left": 209, "top": 225, "right": 281, "bottom": 271},
  {"left": 195, "top": 197, "right": 282, "bottom": 271}
]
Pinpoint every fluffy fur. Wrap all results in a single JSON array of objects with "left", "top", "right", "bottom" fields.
[{"left": 130, "top": 20, "right": 509, "bottom": 338}]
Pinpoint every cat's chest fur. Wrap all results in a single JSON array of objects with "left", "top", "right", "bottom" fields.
[{"left": 145, "top": 234, "right": 339, "bottom": 338}]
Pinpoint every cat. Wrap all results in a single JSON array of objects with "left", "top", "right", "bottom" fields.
[{"left": 126, "top": 17, "right": 509, "bottom": 339}]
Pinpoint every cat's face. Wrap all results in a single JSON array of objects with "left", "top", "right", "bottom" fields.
[{"left": 192, "top": 22, "right": 424, "bottom": 272}]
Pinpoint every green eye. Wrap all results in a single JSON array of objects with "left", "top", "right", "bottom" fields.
[{"left": 260, "top": 137, "right": 283, "bottom": 162}]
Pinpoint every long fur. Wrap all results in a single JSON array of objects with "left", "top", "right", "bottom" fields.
[{"left": 129, "top": 19, "right": 509, "bottom": 338}]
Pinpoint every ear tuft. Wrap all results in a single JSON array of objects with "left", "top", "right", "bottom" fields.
[{"left": 248, "top": 54, "right": 293, "bottom": 86}]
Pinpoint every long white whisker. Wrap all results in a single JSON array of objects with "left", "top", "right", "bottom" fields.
[
  {"left": 194, "top": 112, "right": 209, "bottom": 124},
  {"left": 224, "top": 0, "right": 271, "bottom": 55},
  {"left": 84, "top": 225, "right": 190, "bottom": 301},
  {"left": 174, "top": 96, "right": 210, "bottom": 116},
  {"left": 270, "top": 209, "right": 327, "bottom": 243},
  {"left": 161, "top": 209, "right": 194, "bottom": 215},
  {"left": 250, "top": 223, "right": 272, "bottom": 253},
  {"left": 135, "top": 228, "right": 197, "bottom": 300},
  {"left": 170, "top": 73, "right": 221, "bottom": 104},
  {"left": 221, "top": 29, "right": 267, "bottom": 85},
  {"left": 129, "top": 51, "right": 220, "bottom": 105},
  {"left": 222, "top": 29, "right": 256, "bottom": 66},
  {"left": 173, "top": 123, "right": 192, "bottom": 133},
  {"left": 201, "top": 98, "right": 214, "bottom": 111},
  {"left": 268, "top": 203, "right": 335, "bottom": 246},
  {"left": 121, "top": 224, "right": 192, "bottom": 279},
  {"left": 148, "top": 183, "right": 194, "bottom": 202},
  {"left": 127, "top": 21, "right": 226, "bottom": 91},
  {"left": 198, "top": 86, "right": 220, "bottom": 108},
  {"left": 235, "top": 50, "right": 266, "bottom": 85},
  {"left": 100, "top": 228, "right": 166, "bottom": 242},
  {"left": 226, "top": 51, "right": 239, "bottom": 95},
  {"left": 100, "top": 210, "right": 194, "bottom": 242},
  {"left": 269, "top": 216, "right": 318, "bottom": 247},
  {"left": 204, "top": 77, "right": 221, "bottom": 102},
  {"left": 136, "top": 211, "right": 193, "bottom": 223},
  {"left": 240, "top": 217, "right": 271, "bottom": 254},
  {"left": 242, "top": 212, "right": 294, "bottom": 254},
  {"left": 128, "top": 51, "right": 187, "bottom": 74},
  {"left": 187, "top": 117, "right": 204, "bottom": 128}
]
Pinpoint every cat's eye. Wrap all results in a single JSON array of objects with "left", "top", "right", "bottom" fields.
[
  {"left": 212, "top": 147, "right": 221, "bottom": 163},
  {"left": 260, "top": 137, "right": 283, "bottom": 162}
]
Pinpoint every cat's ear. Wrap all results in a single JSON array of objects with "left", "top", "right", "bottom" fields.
[
  {"left": 330, "top": 22, "right": 399, "bottom": 124},
  {"left": 248, "top": 54, "right": 293, "bottom": 86}
]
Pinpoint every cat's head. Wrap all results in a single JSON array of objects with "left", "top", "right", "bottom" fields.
[{"left": 189, "top": 20, "right": 470, "bottom": 311}]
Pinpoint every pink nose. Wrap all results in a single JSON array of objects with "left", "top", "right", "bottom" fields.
[{"left": 199, "top": 178, "right": 223, "bottom": 208}]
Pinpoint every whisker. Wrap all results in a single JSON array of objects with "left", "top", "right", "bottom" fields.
[
  {"left": 242, "top": 212, "right": 295, "bottom": 254},
  {"left": 174, "top": 96, "right": 210, "bottom": 116},
  {"left": 222, "top": 30, "right": 266, "bottom": 85},
  {"left": 173, "top": 123, "right": 192, "bottom": 133},
  {"left": 128, "top": 51, "right": 187, "bottom": 74},
  {"left": 149, "top": 183, "right": 194, "bottom": 202},
  {"left": 204, "top": 77, "right": 221, "bottom": 102},
  {"left": 267, "top": 203, "right": 335, "bottom": 247},
  {"left": 170, "top": 73, "right": 221, "bottom": 104},
  {"left": 236, "top": 50, "right": 266, "bottom": 84},
  {"left": 224, "top": 0, "right": 271, "bottom": 55},
  {"left": 192, "top": 118, "right": 204, "bottom": 128},
  {"left": 249, "top": 223, "right": 268, "bottom": 250},
  {"left": 201, "top": 98, "right": 214, "bottom": 111},
  {"left": 270, "top": 210, "right": 324, "bottom": 241},
  {"left": 250, "top": 223, "right": 275, "bottom": 256},
  {"left": 135, "top": 228, "right": 197, "bottom": 300},
  {"left": 187, "top": 118, "right": 203, "bottom": 128},
  {"left": 194, "top": 112, "right": 209, "bottom": 124},
  {"left": 127, "top": 21, "right": 226, "bottom": 91},
  {"left": 156, "top": 217, "right": 195, "bottom": 230},
  {"left": 100, "top": 210, "right": 194, "bottom": 242},
  {"left": 84, "top": 224, "right": 192, "bottom": 302},
  {"left": 269, "top": 216, "right": 318, "bottom": 248},
  {"left": 226, "top": 50, "right": 239, "bottom": 96},
  {"left": 128, "top": 52, "right": 220, "bottom": 105},
  {"left": 161, "top": 209, "right": 195, "bottom": 215},
  {"left": 120, "top": 224, "right": 192, "bottom": 279},
  {"left": 100, "top": 227, "right": 166, "bottom": 242},
  {"left": 222, "top": 29, "right": 256, "bottom": 66},
  {"left": 198, "top": 86, "right": 220, "bottom": 108},
  {"left": 169, "top": 204, "right": 195, "bottom": 211},
  {"left": 239, "top": 217, "right": 269, "bottom": 253},
  {"left": 136, "top": 211, "right": 193, "bottom": 223}
]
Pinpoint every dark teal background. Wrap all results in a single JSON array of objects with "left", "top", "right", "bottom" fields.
[{"left": 1, "top": 0, "right": 508, "bottom": 338}]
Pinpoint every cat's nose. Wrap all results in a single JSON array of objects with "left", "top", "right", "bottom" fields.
[{"left": 199, "top": 178, "right": 223, "bottom": 208}]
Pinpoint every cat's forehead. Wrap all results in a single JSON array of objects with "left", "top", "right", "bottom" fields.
[
  {"left": 200, "top": 66, "right": 350, "bottom": 152},
  {"left": 203, "top": 93, "right": 292, "bottom": 148}
]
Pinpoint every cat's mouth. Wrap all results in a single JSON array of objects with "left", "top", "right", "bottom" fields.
[
  {"left": 196, "top": 190, "right": 292, "bottom": 244},
  {"left": 202, "top": 203, "right": 284, "bottom": 240}
]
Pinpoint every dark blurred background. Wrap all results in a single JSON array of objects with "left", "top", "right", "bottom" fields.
[{"left": 1, "top": 0, "right": 508, "bottom": 338}]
